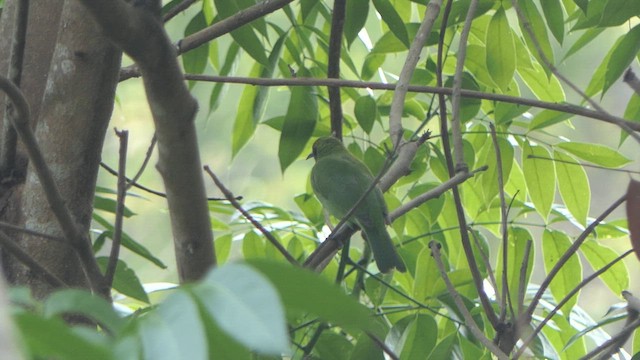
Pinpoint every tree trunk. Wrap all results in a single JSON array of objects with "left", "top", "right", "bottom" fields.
[{"left": 0, "top": 0, "right": 121, "bottom": 298}]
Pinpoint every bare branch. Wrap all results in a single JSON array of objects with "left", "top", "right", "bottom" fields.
[
  {"left": 204, "top": 166, "right": 297, "bottom": 265},
  {"left": 105, "top": 129, "right": 128, "bottom": 288}
]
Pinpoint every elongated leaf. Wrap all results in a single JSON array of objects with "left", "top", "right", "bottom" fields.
[
  {"left": 248, "top": 259, "right": 378, "bottom": 333},
  {"left": 496, "top": 227, "right": 535, "bottom": 314},
  {"left": 585, "top": 35, "right": 622, "bottom": 97},
  {"left": 231, "top": 64, "right": 261, "bottom": 156},
  {"left": 480, "top": 136, "right": 514, "bottom": 205},
  {"left": 96, "top": 257, "right": 150, "bottom": 303},
  {"left": 529, "top": 109, "right": 572, "bottom": 131},
  {"left": 621, "top": 94, "right": 640, "bottom": 145},
  {"left": 354, "top": 95, "right": 377, "bottom": 134},
  {"left": 183, "top": 13, "right": 209, "bottom": 80},
  {"left": 599, "top": 0, "right": 640, "bottom": 27},
  {"left": 92, "top": 213, "right": 167, "bottom": 269},
  {"left": 486, "top": 6, "right": 516, "bottom": 91},
  {"left": 278, "top": 70, "right": 318, "bottom": 171},
  {"left": 563, "top": 28, "right": 605, "bottom": 61},
  {"left": 522, "top": 142, "right": 555, "bottom": 220},
  {"left": 603, "top": 24, "right": 640, "bottom": 95},
  {"left": 554, "top": 151, "right": 589, "bottom": 226},
  {"left": 518, "top": 62, "right": 565, "bottom": 102},
  {"left": 400, "top": 314, "right": 438, "bottom": 359},
  {"left": 580, "top": 240, "right": 629, "bottom": 295},
  {"left": 542, "top": 230, "right": 582, "bottom": 315},
  {"left": 344, "top": 0, "right": 369, "bottom": 46},
  {"left": 556, "top": 142, "right": 631, "bottom": 168},
  {"left": 519, "top": 0, "right": 554, "bottom": 73},
  {"left": 209, "top": 43, "right": 240, "bottom": 113},
  {"left": 372, "top": 0, "right": 409, "bottom": 47},
  {"left": 213, "top": 0, "right": 269, "bottom": 65},
  {"left": 540, "top": 0, "right": 564, "bottom": 44}
]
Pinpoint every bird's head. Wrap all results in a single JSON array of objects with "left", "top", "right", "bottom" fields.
[{"left": 307, "top": 136, "right": 344, "bottom": 160}]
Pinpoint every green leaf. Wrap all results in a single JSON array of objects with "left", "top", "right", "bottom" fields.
[
  {"left": 603, "top": 24, "right": 640, "bottom": 95},
  {"left": 344, "top": 0, "right": 369, "bottom": 46},
  {"left": 542, "top": 230, "right": 582, "bottom": 315},
  {"left": 14, "top": 313, "right": 112, "bottom": 360},
  {"left": 563, "top": 28, "right": 605, "bottom": 61},
  {"left": 43, "top": 289, "right": 125, "bottom": 334},
  {"left": 519, "top": 0, "right": 555, "bottom": 73},
  {"left": 496, "top": 227, "right": 535, "bottom": 314},
  {"left": 209, "top": 42, "right": 240, "bottom": 113},
  {"left": 479, "top": 136, "right": 514, "bottom": 205},
  {"left": 213, "top": 0, "right": 269, "bottom": 66},
  {"left": 183, "top": 13, "right": 209, "bottom": 81},
  {"left": 278, "top": 71, "right": 318, "bottom": 172},
  {"left": 192, "top": 263, "right": 290, "bottom": 355},
  {"left": 486, "top": 6, "right": 516, "bottom": 91},
  {"left": 92, "top": 213, "right": 167, "bottom": 269},
  {"left": 585, "top": 35, "right": 622, "bottom": 97},
  {"left": 138, "top": 295, "right": 200, "bottom": 360},
  {"left": 214, "top": 234, "right": 232, "bottom": 265},
  {"left": 554, "top": 151, "right": 590, "bottom": 226},
  {"left": 556, "top": 142, "right": 631, "bottom": 168},
  {"left": 621, "top": 94, "right": 640, "bottom": 145},
  {"left": 96, "top": 257, "right": 150, "bottom": 303},
  {"left": 248, "top": 259, "right": 378, "bottom": 333},
  {"left": 362, "top": 53, "right": 385, "bottom": 80},
  {"left": 354, "top": 95, "right": 377, "bottom": 134},
  {"left": 399, "top": 314, "right": 438, "bottom": 359},
  {"left": 315, "top": 332, "right": 353, "bottom": 360},
  {"left": 580, "top": 240, "right": 629, "bottom": 294},
  {"left": 518, "top": 62, "right": 565, "bottom": 102},
  {"left": 93, "top": 196, "right": 135, "bottom": 217},
  {"left": 599, "top": 0, "right": 640, "bottom": 27},
  {"left": 529, "top": 109, "right": 572, "bottom": 131},
  {"left": 242, "top": 231, "right": 265, "bottom": 259},
  {"left": 372, "top": 0, "right": 410, "bottom": 47},
  {"left": 541, "top": 0, "right": 565, "bottom": 44},
  {"left": 522, "top": 142, "right": 555, "bottom": 220}
]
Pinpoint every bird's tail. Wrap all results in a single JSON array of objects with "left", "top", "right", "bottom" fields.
[{"left": 364, "top": 224, "right": 406, "bottom": 273}]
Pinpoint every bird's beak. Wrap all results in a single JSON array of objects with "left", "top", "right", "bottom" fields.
[{"left": 306, "top": 152, "right": 315, "bottom": 160}]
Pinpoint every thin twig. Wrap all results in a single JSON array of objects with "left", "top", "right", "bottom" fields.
[
  {"left": 490, "top": 123, "right": 515, "bottom": 322},
  {"left": 125, "top": 133, "right": 156, "bottom": 191},
  {"left": 101, "top": 161, "right": 238, "bottom": 201},
  {"left": 178, "top": 75, "right": 640, "bottom": 133},
  {"left": 204, "top": 166, "right": 297, "bottom": 264},
  {"left": 0, "top": 230, "right": 67, "bottom": 288},
  {"left": 105, "top": 129, "right": 128, "bottom": 288},
  {"left": 367, "top": 332, "right": 399, "bottom": 360},
  {"left": 429, "top": 241, "right": 509, "bottom": 360},
  {"left": 0, "top": 221, "right": 66, "bottom": 243},
  {"left": 162, "top": 0, "right": 196, "bottom": 23}
]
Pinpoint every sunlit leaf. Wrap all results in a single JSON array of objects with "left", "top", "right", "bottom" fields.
[
  {"left": 580, "top": 240, "right": 629, "bottom": 295},
  {"left": 486, "top": 6, "right": 516, "bottom": 91},
  {"left": 554, "top": 151, "right": 589, "bottom": 226},
  {"left": 556, "top": 142, "right": 631, "bottom": 168},
  {"left": 542, "top": 230, "right": 582, "bottom": 315},
  {"left": 522, "top": 142, "right": 555, "bottom": 220}
]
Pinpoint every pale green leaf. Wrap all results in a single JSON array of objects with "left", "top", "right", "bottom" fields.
[
  {"left": 542, "top": 230, "right": 582, "bottom": 315},
  {"left": 232, "top": 63, "right": 262, "bottom": 156},
  {"left": 556, "top": 142, "right": 631, "bottom": 168},
  {"left": 603, "top": 24, "right": 640, "bottom": 95},
  {"left": 522, "top": 142, "right": 555, "bottom": 220},
  {"left": 518, "top": 62, "right": 566, "bottom": 102},
  {"left": 486, "top": 6, "right": 516, "bottom": 91},
  {"left": 554, "top": 151, "right": 590, "bottom": 226},
  {"left": 519, "top": 0, "right": 555, "bottom": 72},
  {"left": 580, "top": 240, "right": 629, "bottom": 294},
  {"left": 541, "top": 0, "right": 565, "bottom": 44},
  {"left": 372, "top": 0, "right": 409, "bottom": 47}
]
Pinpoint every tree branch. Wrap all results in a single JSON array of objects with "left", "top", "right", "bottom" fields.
[{"left": 105, "top": 129, "right": 128, "bottom": 288}]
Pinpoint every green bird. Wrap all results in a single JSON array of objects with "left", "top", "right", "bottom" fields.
[{"left": 308, "top": 136, "right": 406, "bottom": 273}]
